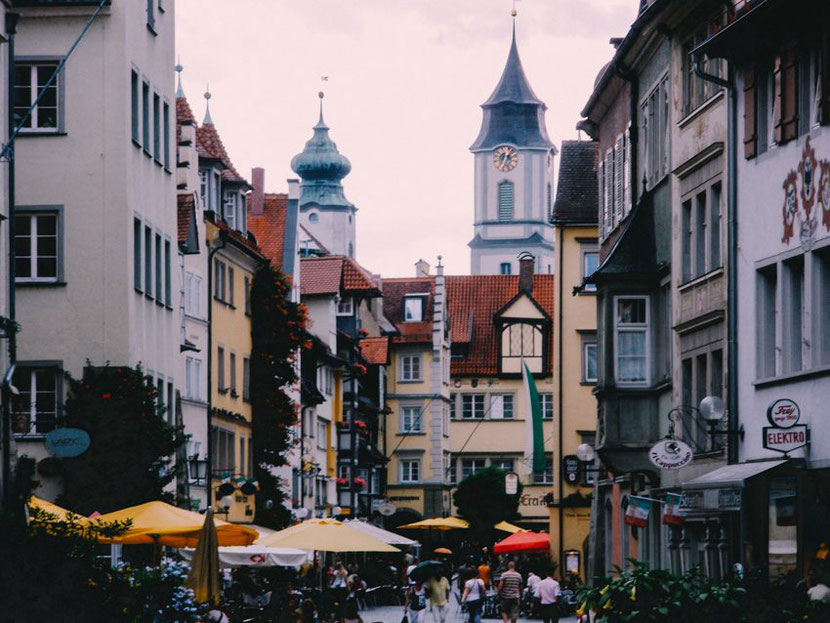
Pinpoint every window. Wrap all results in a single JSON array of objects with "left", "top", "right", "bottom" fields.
[
  {"left": 185, "top": 272, "right": 202, "bottom": 317},
  {"left": 166, "top": 381, "right": 174, "bottom": 425},
  {"left": 185, "top": 357, "right": 201, "bottom": 401},
  {"left": 323, "top": 367, "right": 333, "bottom": 395},
  {"left": 641, "top": 74, "right": 670, "bottom": 189},
  {"left": 315, "top": 477, "right": 327, "bottom": 507},
  {"left": 223, "top": 191, "right": 237, "bottom": 230},
  {"left": 582, "top": 247, "right": 599, "bottom": 292},
  {"left": 155, "top": 233, "right": 162, "bottom": 301},
  {"left": 142, "top": 80, "right": 151, "bottom": 153},
  {"left": 244, "top": 276, "right": 251, "bottom": 315},
  {"left": 710, "top": 184, "right": 722, "bottom": 270},
  {"left": 461, "top": 458, "right": 486, "bottom": 479},
  {"left": 199, "top": 170, "right": 208, "bottom": 207},
  {"left": 540, "top": 393, "right": 553, "bottom": 419},
  {"left": 134, "top": 218, "right": 142, "bottom": 290},
  {"left": 163, "top": 240, "right": 172, "bottom": 306},
  {"left": 318, "top": 421, "right": 328, "bottom": 451},
  {"left": 156, "top": 377, "right": 164, "bottom": 416},
  {"left": 447, "top": 456, "right": 457, "bottom": 483},
  {"left": 757, "top": 264, "right": 778, "bottom": 379},
  {"left": 217, "top": 346, "right": 225, "bottom": 391},
  {"left": 498, "top": 181, "right": 514, "bottom": 221},
  {"left": 153, "top": 93, "right": 161, "bottom": 163},
  {"left": 490, "top": 394, "right": 514, "bottom": 419},
  {"left": 163, "top": 101, "right": 170, "bottom": 169},
  {"left": 614, "top": 296, "right": 649, "bottom": 384},
  {"left": 131, "top": 70, "right": 140, "bottom": 143},
  {"left": 228, "top": 267, "right": 235, "bottom": 307},
  {"left": 229, "top": 352, "right": 237, "bottom": 395},
  {"left": 12, "top": 366, "right": 58, "bottom": 435},
  {"left": 583, "top": 339, "right": 598, "bottom": 383},
  {"left": 242, "top": 357, "right": 251, "bottom": 402},
  {"left": 401, "top": 406, "right": 421, "bottom": 433},
  {"left": 404, "top": 296, "right": 424, "bottom": 322},
  {"left": 146, "top": 0, "right": 156, "bottom": 31},
  {"left": 502, "top": 322, "right": 544, "bottom": 373},
  {"left": 815, "top": 248, "right": 830, "bottom": 367},
  {"left": 532, "top": 455, "right": 554, "bottom": 484},
  {"left": 449, "top": 393, "right": 457, "bottom": 419},
  {"left": 493, "top": 458, "right": 514, "bottom": 473},
  {"left": 144, "top": 226, "right": 152, "bottom": 295},
  {"left": 14, "top": 61, "right": 60, "bottom": 132},
  {"left": 462, "top": 394, "right": 485, "bottom": 419},
  {"left": 214, "top": 259, "right": 226, "bottom": 301},
  {"left": 16, "top": 212, "right": 59, "bottom": 283},
  {"left": 336, "top": 297, "right": 353, "bottom": 316},
  {"left": 239, "top": 436, "right": 246, "bottom": 478},
  {"left": 400, "top": 355, "right": 421, "bottom": 382},
  {"left": 400, "top": 459, "right": 420, "bottom": 483},
  {"left": 695, "top": 191, "right": 706, "bottom": 278},
  {"left": 782, "top": 255, "right": 805, "bottom": 374},
  {"left": 682, "top": 16, "right": 725, "bottom": 116},
  {"left": 211, "top": 427, "right": 235, "bottom": 473},
  {"left": 500, "top": 262, "right": 512, "bottom": 275}
]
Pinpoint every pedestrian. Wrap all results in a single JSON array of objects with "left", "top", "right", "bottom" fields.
[
  {"left": 477, "top": 558, "right": 491, "bottom": 590},
  {"left": 406, "top": 558, "right": 420, "bottom": 585},
  {"left": 498, "top": 561, "right": 523, "bottom": 623},
  {"left": 343, "top": 598, "right": 364, "bottom": 623},
  {"left": 535, "top": 569, "right": 561, "bottom": 623},
  {"left": 461, "top": 573, "right": 486, "bottom": 623},
  {"left": 526, "top": 570, "right": 541, "bottom": 596},
  {"left": 426, "top": 571, "right": 451, "bottom": 623},
  {"left": 405, "top": 581, "right": 428, "bottom": 623},
  {"left": 331, "top": 562, "right": 349, "bottom": 620}
]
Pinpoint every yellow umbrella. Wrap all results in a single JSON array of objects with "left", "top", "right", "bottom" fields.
[
  {"left": 258, "top": 518, "right": 399, "bottom": 552},
  {"left": 493, "top": 521, "right": 527, "bottom": 534},
  {"left": 397, "top": 517, "right": 470, "bottom": 530},
  {"left": 185, "top": 508, "right": 221, "bottom": 605},
  {"left": 93, "top": 501, "right": 258, "bottom": 548},
  {"left": 28, "top": 496, "right": 74, "bottom": 519}
]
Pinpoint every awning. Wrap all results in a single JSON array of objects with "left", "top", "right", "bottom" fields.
[{"left": 683, "top": 460, "right": 787, "bottom": 491}]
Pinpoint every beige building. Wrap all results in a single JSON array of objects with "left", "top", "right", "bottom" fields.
[{"left": 549, "top": 140, "right": 600, "bottom": 581}]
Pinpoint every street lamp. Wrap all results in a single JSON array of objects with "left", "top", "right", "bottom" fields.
[{"left": 188, "top": 455, "right": 207, "bottom": 484}]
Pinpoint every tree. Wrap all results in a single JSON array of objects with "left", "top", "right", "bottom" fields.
[
  {"left": 453, "top": 466, "right": 522, "bottom": 538},
  {"left": 250, "top": 264, "right": 308, "bottom": 528},
  {"left": 58, "top": 364, "right": 187, "bottom": 516}
]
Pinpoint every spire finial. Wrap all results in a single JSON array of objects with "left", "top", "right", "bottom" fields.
[
  {"left": 511, "top": 0, "right": 518, "bottom": 18},
  {"left": 203, "top": 84, "right": 213, "bottom": 125},
  {"left": 318, "top": 90, "right": 325, "bottom": 122},
  {"left": 175, "top": 57, "right": 184, "bottom": 98}
]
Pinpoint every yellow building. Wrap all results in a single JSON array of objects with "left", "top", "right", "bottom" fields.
[{"left": 548, "top": 140, "right": 599, "bottom": 581}]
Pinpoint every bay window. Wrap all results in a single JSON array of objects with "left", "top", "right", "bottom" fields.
[{"left": 614, "top": 296, "right": 649, "bottom": 385}]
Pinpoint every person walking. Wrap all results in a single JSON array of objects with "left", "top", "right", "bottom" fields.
[
  {"left": 427, "top": 572, "right": 451, "bottom": 623},
  {"left": 405, "top": 581, "right": 428, "bottom": 623},
  {"left": 535, "top": 569, "right": 562, "bottom": 623},
  {"left": 497, "top": 562, "right": 523, "bottom": 623},
  {"left": 461, "top": 574, "right": 486, "bottom": 623}
]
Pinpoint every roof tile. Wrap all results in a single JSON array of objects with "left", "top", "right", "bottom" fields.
[
  {"left": 248, "top": 193, "right": 288, "bottom": 270},
  {"left": 177, "top": 193, "right": 195, "bottom": 245},
  {"left": 552, "top": 140, "right": 598, "bottom": 223},
  {"left": 196, "top": 123, "right": 246, "bottom": 184},
  {"left": 360, "top": 337, "right": 390, "bottom": 365},
  {"left": 381, "top": 278, "right": 434, "bottom": 343}
]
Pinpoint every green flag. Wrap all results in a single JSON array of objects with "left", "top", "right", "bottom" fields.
[{"left": 522, "top": 362, "right": 546, "bottom": 474}]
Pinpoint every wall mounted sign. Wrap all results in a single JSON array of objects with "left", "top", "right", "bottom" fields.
[
  {"left": 649, "top": 439, "right": 693, "bottom": 470},
  {"left": 377, "top": 501, "right": 397, "bottom": 516},
  {"left": 45, "top": 428, "right": 90, "bottom": 458},
  {"left": 562, "top": 456, "right": 580, "bottom": 485},
  {"left": 763, "top": 425, "right": 809, "bottom": 454},
  {"left": 767, "top": 398, "right": 801, "bottom": 428},
  {"left": 504, "top": 471, "right": 519, "bottom": 495}
]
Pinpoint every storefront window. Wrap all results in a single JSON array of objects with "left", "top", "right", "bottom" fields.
[{"left": 768, "top": 476, "right": 797, "bottom": 578}]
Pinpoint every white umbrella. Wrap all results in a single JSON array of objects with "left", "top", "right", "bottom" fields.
[
  {"left": 343, "top": 519, "right": 418, "bottom": 546},
  {"left": 181, "top": 544, "right": 310, "bottom": 568}
]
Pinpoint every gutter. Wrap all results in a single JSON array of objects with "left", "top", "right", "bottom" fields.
[
  {"left": 556, "top": 224, "right": 565, "bottom": 579},
  {"left": 692, "top": 53, "right": 738, "bottom": 466}
]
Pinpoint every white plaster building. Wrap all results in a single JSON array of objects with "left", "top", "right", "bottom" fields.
[{"left": 12, "top": 1, "right": 179, "bottom": 501}]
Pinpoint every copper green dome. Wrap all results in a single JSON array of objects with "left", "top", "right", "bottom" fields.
[{"left": 290, "top": 102, "right": 351, "bottom": 183}]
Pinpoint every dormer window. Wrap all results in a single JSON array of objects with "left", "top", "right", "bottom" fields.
[
  {"left": 404, "top": 295, "right": 425, "bottom": 322},
  {"left": 500, "top": 321, "right": 544, "bottom": 374},
  {"left": 223, "top": 190, "right": 237, "bottom": 230},
  {"left": 336, "top": 297, "right": 353, "bottom": 316}
]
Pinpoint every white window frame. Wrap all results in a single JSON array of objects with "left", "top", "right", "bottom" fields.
[
  {"left": 532, "top": 455, "right": 554, "bottom": 485},
  {"left": 400, "top": 355, "right": 421, "bottom": 382},
  {"left": 583, "top": 340, "right": 598, "bottom": 383},
  {"left": 539, "top": 393, "right": 553, "bottom": 419},
  {"left": 15, "top": 211, "right": 60, "bottom": 283},
  {"left": 12, "top": 366, "right": 59, "bottom": 436},
  {"left": 404, "top": 295, "right": 425, "bottom": 322},
  {"left": 400, "top": 405, "right": 422, "bottom": 433},
  {"left": 336, "top": 297, "right": 354, "bottom": 316},
  {"left": 184, "top": 271, "right": 203, "bottom": 318},
  {"left": 492, "top": 457, "right": 515, "bottom": 473},
  {"left": 317, "top": 420, "right": 328, "bottom": 451},
  {"left": 461, "top": 457, "right": 486, "bottom": 479},
  {"left": 582, "top": 246, "right": 599, "bottom": 293},
  {"left": 14, "top": 61, "right": 62, "bottom": 133},
  {"left": 614, "top": 295, "right": 650, "bottom": 386},
  {"left": 400, "top": 459, "right": 420, "bottom": 483},
  {"left": 185, "top": 356, "right": 202, "bottom": 401},
  {"left": 461, "top": 393, "right": 486, "bottom": 419}
]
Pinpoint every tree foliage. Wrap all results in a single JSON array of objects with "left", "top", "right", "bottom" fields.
[
  {"left": 453, "top": 466, "right": 522, "bottom": 537},
  {"left": 58, "top": 364, "right": 187, "bottom": 515},
  {"left": 250, "top": 264, "right": 308, "bottom": 528}
]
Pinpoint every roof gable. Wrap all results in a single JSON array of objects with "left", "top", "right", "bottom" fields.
[
  {"left": 177, "top": 193, "right": 200, "bottom": 255},
  {"left": 552, "top": 140, "right": 599, "bottom": 223},
  {"left": 497, "top": 292, "right": 548, "bottom": 320}
]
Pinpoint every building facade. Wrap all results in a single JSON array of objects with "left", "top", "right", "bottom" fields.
[{"left": 470, "top": 24, "right": 556, "bottom": 276}]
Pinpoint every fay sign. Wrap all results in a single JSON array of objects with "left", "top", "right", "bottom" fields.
[{"left": 763, "top": 398, "right": 809, "bottom": 455}]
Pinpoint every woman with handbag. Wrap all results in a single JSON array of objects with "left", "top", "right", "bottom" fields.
[
  {"left": 461, "top": 575, "right": 486, "bottom": 623},
  {"left": 404, "top": 581, "right": 428, "bottom": 623}
]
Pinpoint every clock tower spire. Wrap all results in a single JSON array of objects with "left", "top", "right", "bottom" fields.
[{"left": 469, "top": 19, "right": 556, "bottom": 276}]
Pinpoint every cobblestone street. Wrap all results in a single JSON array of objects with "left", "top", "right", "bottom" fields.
[{"left": 356, "top": 600, "right": 578, "bottom": 623}]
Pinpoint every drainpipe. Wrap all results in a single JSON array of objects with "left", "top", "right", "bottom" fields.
[
  {"left": 206, "top": 229, "right": 226, "bottom": 508},
  {"left": 556, "top": 224, "right": 565, "bottom": 579},
  {"left": 692, "top": 54, "right": 737, "bottom": 465}
]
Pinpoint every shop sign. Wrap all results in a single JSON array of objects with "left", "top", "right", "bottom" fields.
[
  {"left": 649, "top": 439, "right": 693, "bottom": 470},
  {"left": 717, "top": 488, "right": 742, "bottom": 511},
  {"left": 767, "top": 398, "right": 801, "bottom": 428},
  {"left": 45, "top": 428, "right": 90, "bottom": 458},
  {"left": 388, "top": 495, "right": 419, "bottom": 502},
  {"left": 562, "top": 456, "right": 580, "bottom": 485},
  {"left": 763, "top": 425, "right": 809, "bottom": 454},
  {"left": 376, "top": 501, "right": 397, "bottom": 516},
  {"left": 680, "top": 487, "right": 742, "bottom": 512}
]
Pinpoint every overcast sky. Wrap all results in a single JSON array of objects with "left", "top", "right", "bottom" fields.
[{"left": 176, "top": 0, "right": 636, "bottom": 277}]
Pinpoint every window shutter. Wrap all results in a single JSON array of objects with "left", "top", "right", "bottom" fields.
[
  {"left": 498, "top": 182, "right": 514, "bottom": 221},
  {"left": 624, "top": 127, "right": 632, "bottom": 215},
  {"left": 604, "top": 149, "right": 613, "bottom": 232},
  {"left": 743, "top": 67, "right": 757, "bottom": 159},
  {"left": 598, "top": 160, "right": 605, "bottom": 237},
  {"left": 821, "top": 34, "right": 830, "bottom": 125},
  {"left": 780, "top": 49, "right": 798, "bottom": 142},
  {"left": 614, "top": 136, "right": 624, "bottom": 223}
]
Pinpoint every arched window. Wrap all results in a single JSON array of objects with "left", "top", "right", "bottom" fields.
[
  {"left": 498, "top": 181, "right": 514, "bottom": 221},
  {"left": 500, "top": 321, "right": 544, "bottom": 373},
  {"left": 547, "top": 183, "right": 552, "bottom": 219}
]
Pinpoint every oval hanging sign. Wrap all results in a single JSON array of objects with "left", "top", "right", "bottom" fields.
[
  {"left": 377, "top": 501, "right": 397, "bottom": 516},
  {"left": 649, "top": 439, "right": 693, "bottom": 470},
  {"left": 767, "top": 398, "right": 800, "bottom": 429},
  {"left": 45, "top": 428, "right": 90, "bottom": 458}
]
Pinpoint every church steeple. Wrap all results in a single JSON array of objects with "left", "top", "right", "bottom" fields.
[{"left": 470, "top": 23, "right": 553, "bottom": 152}]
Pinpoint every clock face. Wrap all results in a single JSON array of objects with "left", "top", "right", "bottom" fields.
[{"left": 493, "top": 146, "right": 518, "bottom": 172}]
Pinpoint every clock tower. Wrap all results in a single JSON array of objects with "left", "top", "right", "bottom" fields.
[{"left": 469, "top": 23, "right": 556, "bottom": 276}]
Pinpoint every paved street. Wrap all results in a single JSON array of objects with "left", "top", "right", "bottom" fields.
[{"left": 357, "top": 602, "right": 578, "bottom": 623}]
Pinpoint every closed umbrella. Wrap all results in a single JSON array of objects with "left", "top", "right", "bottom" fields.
[
  {"left": 93, "top": 501, "right": 258, "bottom": 547},
  {"left": 493, "top": 530, "right": 550, "bottom": 554},
  {"left": 397, "top": 517, "right": 470, "bottom": 530},
  {"left": 185, "top": 508, "right": 221, "bottom": 605},
  {"left": 258, "top": 518, "right": 398, "bottom": 552},
  {"left": 493, "top": 521, "right": 527, "bottom": 534}
]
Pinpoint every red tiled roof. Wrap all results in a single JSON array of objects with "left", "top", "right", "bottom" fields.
[
  {"left": 176, "top": 96, "right": 196, "bottom": 145},
  {"left": 343, "top": 258, "right": 378, "bottom": 293},
  {"left": 446, "top": 275, "right": 554, "bottom": 376},
  {"left": 196, "top": 123, "right": 246, "bottom": 184},
  {"left": 177, "top": 193, "right": 195, "bottom": 245},
  {"left": 301, "top": 256, "right": 381, "bottom": 297},
  {"left": 215, "top": 217, "right": 265, "bottom": 259},
  {"left": 360, "top": 337, "right": 390, "bottom": 365},
  {"left": 248, "top": 193, "right": 288, "bottom": 270},
  {"left": 381, "top": 277, "right": 434, "bottom": 343}
]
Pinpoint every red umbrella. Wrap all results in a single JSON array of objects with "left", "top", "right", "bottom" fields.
[{"left": 493, "top": 530, "right": 550, "bottom": 554}]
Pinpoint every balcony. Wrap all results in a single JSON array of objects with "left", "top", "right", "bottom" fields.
[{"left": 595, "top": 390, "right": 662, "bottom": 474}]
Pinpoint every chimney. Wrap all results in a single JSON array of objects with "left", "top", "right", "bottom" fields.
[
  {"left": 251, "top": 167, "right": 265, "bottom": 215},
  {"left": 287, "top": 178, "right": 300, "bottom": 200},
  {"left": 518, "top": 252, "right": 535, "bottom": 293},
  {"left": 415, "top": 259, "right": 431, "bottom": 277}
]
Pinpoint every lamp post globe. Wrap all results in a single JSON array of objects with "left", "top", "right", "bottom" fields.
[{"left": 699, "top": 395, "right": 726, "bottom": 423}]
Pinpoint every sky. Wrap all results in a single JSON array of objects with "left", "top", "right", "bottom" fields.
[{"left": 176, "top": 0, "right": 636, "bottom": 277}]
